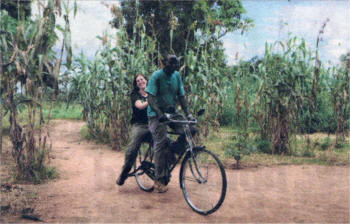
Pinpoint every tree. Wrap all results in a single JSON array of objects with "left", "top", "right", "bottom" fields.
[
  {"left": 0, "top": 0, "right": 31, "bottom": 19},
  {"left": 111, "top": 0, "right": 252, "bottom": 61},
  {"left": 1, "top": 0, "right": 73, "bottom": 182},
  {"left": 330, "top": 52, "right": 350, "bottom": 145},
  {"left": 252, "top": 37, "right": 315, "bottom": 154},
  {"left": 1, "top": 0, "right": 32, "bottom": 153},
  {"left": 0, "top": 0, "right": 2, "bottom": 153}
]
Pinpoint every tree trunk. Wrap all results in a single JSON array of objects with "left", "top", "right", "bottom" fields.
[
  {"left": 0, "top": 19, "right": 3, "bottom": 154},
  {"left": 0, "top": 100, "right": 2, "bottom": 155},
  {"left": 0, "top": 104, "right": 2, "bottom": 155}
]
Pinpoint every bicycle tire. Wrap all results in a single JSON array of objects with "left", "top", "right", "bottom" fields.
[
  {"left": 179, "top": 147, "right": 227, "bottom": 215},
  {"left": 134, "top": 142, "right": 154, "bottom": 192}
]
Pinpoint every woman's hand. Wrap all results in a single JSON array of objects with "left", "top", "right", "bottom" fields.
[{"left": 135, "top": 99, "right": 148, "bottom": 110}]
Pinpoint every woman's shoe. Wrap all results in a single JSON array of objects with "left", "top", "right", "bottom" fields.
[{"left": 116, "top": 171, "right": 129, "bottom": 186}]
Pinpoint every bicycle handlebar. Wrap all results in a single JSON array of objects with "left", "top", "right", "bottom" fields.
[{"left": 163, "top": 113, "right": 198, "bottom": 125}]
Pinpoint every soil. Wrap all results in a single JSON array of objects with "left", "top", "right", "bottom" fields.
[{"left": 1, "top": 120, "right": 350, "bottom": 223}]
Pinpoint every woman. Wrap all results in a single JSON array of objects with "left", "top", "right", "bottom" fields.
[{"left": 116, "top": 74, "right": 150, "bottom": 186}]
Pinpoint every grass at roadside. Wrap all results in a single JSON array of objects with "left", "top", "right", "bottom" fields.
[
  {"left": 1, "top": 138, "right": 39, "bottom": 218},
  {"left": 2, "top": 103, "right": 83, "bottom": 135},
  {"left": 1, "top": 102, "right": 71, "bottom": 185},
  {"left": 43, "top": 103, "right": 83, "bottom": 120},
  {"left": 4, "top": 106, "right": 348, "bottom": 169},
  {"left": 202, "top": 127, "right": 350, "bottom": 167},
  {"left": 79, "top": 124, "right": 349, "bottom": 167}
]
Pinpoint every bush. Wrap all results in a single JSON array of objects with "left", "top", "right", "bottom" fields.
[
  {"left": 302, "top": 148, "right": 315, "bottom": 158},
  {"left": 320, "top": 137, "right": 331, "bottom": 150},
  {"left": 219, "top": 87, "right": 237, "bottom": 126},
  {"left": 224, "top": 132, "right": 257, "bottom": 164},
  {"left": 14, "top": 149, "right": 57, "bottom": 184},
  {"left": 256, "top": 139, "right": 272, "bottom": 154},
  {"left": 299, "top": 94, "right": 336, "bottom": 133}
]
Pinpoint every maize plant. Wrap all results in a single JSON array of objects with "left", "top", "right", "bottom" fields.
[
  {"left": 329, "top": 53, "right": 350, "bottom": 145},
  {"left": 0, "top": 0, "right": 73, "bottom": 181},
  {"left": 182, "top": 28, "right": 230, "bottom": 136},
  {"left": 69, "top": 18, "right": 158, "bottom": 150},
  {"left": 252, "top": 37, "right": 315, "bottom": 154}
]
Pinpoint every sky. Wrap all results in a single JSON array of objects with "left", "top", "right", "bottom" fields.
[
  {"left": 55, "top": 0, "right": 350, "bottom": 66},
  {"left": 222, "top": 0, "right": 350, "bottom": 65}
]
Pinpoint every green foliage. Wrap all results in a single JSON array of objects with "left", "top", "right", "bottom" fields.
[
  {"left": 0, "top": 0, "right": 32, "bottom": 20},
  {"left": 320, "top": 137, "right": 331, "bottom": 151},
  {"left": 113, "top": 0, "right": 252, "bottom": 59},
  {"left": 225, "top": 48, "right": 349, "bottom": 138},
  {"left": 211, "top": 127, "right": 349, "bottom": 166},
  {"left": 298, "top": 92, "right": 336, "bottom": 133},
  {"left": 71, "top": 11, "right": 238, "bottom": 146},
  {"left": 27, "top": 149, "right": 58, "bottom": 184},
  {"left": 221, "top": 34, "right": 349, "bottom": 157},
  {"left": 44, "top": 103, "right": 82, "bottom": 120},
  {"left": 219, "top": 86, "right": 237, "bottom": 126},
  {"left": 224, "top": 131, "right": 257, "bottom": 168},
  {"left": 229, "top": 37, "right": 319, "bottom": 154},
  {"left": 329, "top": 55, "right": 350, "bottom": 144},
  {"left": 256, "top": 139, "right": 272, "bottom": 154},
  {"left": 12, "top": 149, "right": 58, "bottom": 184},
  {"left": 69, "top": 22, "right": 158, "bottom": 150},
  {"left": 301, "top": 148, "right": 315, "bottom": 158},
  {"left": 183, "top": 37, "right": 231, "bottom": 132},
  {"left": 1, "top": 0, "right": 73, "bottom": 182}
]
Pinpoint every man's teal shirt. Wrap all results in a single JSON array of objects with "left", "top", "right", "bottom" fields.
[{"left": 146, "top": 69, "right": 185, "bottom": 117}]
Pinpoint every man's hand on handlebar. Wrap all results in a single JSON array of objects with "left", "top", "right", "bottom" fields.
[
  {"left": 158, "top": 114, "right": 169, "bottom": 122},
  {"left": 187, "top": 114, "right": 195, "bottom": 121}
]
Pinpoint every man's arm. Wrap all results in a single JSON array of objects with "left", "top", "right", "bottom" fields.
[
  {"left": 148, "top": 94, "right": 163, "bottom": 117},
  {"left": 178, "top": 95, "right": 190, "bottom": 117}
]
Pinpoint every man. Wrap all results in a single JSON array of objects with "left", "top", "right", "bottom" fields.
[{"left": 146, "top": 54, "right": 194, "bottom": 193}]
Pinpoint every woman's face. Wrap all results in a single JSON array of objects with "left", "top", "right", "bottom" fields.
[{"left": 136, "top": 75, "right": 147, "bottom": 90}]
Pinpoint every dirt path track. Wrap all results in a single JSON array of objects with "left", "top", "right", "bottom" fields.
[{"left": 30, "top": 120, "right": 350, "bottom": 222}]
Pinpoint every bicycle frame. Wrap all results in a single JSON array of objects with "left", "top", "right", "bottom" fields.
[
  {"left": 130, "top": 115, "right": 198, "bottom": 178},
  {"left": 132, "top": 110, "right": 227, "bottom": 215},
  {"left": 164, "top": 115, "right": 198, "bottom": 173}
]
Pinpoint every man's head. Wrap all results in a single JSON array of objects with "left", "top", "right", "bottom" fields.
[{"left": 164, "top": 54, "right": 179, "bottom": 75}]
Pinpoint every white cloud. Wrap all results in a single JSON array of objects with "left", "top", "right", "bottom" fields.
[
  {"left": 34, "top": 0, "right": 349, "bottom": 66},
  {"left": 224, "top": 1, "right": 350, "bottom": 65},
  {"left": 323, "top": 38, "right": 350, "bottom": 63},
  {"left": 50, "top": 1, "right": 119, "bottom": 59},
  {"left": 280, "top": 2, "right": 350, "bottom": 64},
  {"left": 223, "top": 41, "right": 251, "bottom": 65},
  {"left": 67, "top": 1, "right": 118, "bottom": 58}
]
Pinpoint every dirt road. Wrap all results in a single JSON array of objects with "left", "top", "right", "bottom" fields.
[{"left": 14, "top": 120, "right": 350, "bottom": 222}]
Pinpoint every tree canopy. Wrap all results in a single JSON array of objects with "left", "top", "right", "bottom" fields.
[
  {"left": 111, "top": 0, "right": 252, "bottom": 63},
  {"left": 0, "top": 0, "right": 31, "bottom": 20}
]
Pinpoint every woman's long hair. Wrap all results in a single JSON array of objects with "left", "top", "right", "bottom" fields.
[{"left": 132, "top": 73, "right": 148, "bottom": 94}]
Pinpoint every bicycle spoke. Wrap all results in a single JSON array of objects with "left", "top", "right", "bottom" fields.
[
  {"left": 135, "top": 142, "right": 154, "bottom": 192},
  {"left": 180, "top": 148, "right": 227, "bottom": 215},
  {"left": 183, "top": 176, "right": 202, "bottom": 182}
]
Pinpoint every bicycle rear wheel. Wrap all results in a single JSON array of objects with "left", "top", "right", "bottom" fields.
[
  {"left": 180, "top": 147, "right": 227, "bottom": 215},
  {"left": 134, "top": 142, "right": 154, "bottom": 192}
]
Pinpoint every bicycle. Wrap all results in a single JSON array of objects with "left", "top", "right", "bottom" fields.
[{"left": 127, "top": 109, "right": 227, "bottom": 215}]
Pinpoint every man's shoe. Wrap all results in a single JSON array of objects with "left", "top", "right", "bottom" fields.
[{"left": 154, "top": 181, "right": 168, "bottom": 193}]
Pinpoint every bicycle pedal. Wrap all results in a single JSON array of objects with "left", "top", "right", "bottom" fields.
[
  {"left": 145, "top": 169, "right": 155, "bottom": 180},
  {"left": 141, "top": 161, "right": 154, "bottom": 170}
]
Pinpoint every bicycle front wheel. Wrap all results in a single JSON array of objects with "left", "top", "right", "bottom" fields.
[
  {"left": 135, "top": 142, "right": 154, "bottom": 192},
  {"left": 180, "top": 147, "right": 227, "bottom": 215}
]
